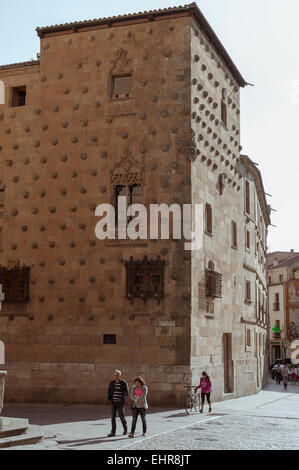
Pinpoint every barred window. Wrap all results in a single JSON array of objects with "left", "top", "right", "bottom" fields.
[
  {"left": 0, "top": 266, "right": 30, "bottom": 302},
  {"left": 125, "top": 256, "right": 165, "bottom": 304},
  {"left": 205, "top": 267, "right": 222, "bottom": 299}
]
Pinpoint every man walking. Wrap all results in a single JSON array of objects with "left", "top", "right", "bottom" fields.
[
  {"left": 282, "top": 363, "right": 289, "bottom": 390},
  {"left": 107, "top": 370, "right": 129, "bottom": 437}
]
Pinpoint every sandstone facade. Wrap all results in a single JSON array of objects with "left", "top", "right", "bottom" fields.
[
  {"left": 0, "top": 4, "right": 270, "bottom": 405},
  {"left": 267, "top": 252, "right": 299, "bottom": 363}
]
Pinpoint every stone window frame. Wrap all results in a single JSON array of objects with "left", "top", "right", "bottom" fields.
[
  {"left": 245, "top": 279, "right": 252, "bottom": 304},
  {"left": 220, "top": 88, "right": 227, "bottom": 128},
  {"left": 108, "top": 48, "right": 134, "bottom": 101},
  {"left": 246, "top": 228, "right": 251, "bottom": 252},
  {"left": 110, "top": 73, "right": 133, "bottom": 100},
  {"left": 245, "top": 180, "right": 251, "bottom": 216},
  {"left": 231, "top": 220, "right": 238, "bottom": 249},
  {"left": 205, "top": 203, "right": 213, "bottom": 236},
  {"left": 245, "top": 326, "right": 252, "bottom": 352},
  {"left": 10, "top": 85, "right": 27, "bottom": 107},
  {"left": 103, "top": 334, "right": 116, "bottom": 345}
]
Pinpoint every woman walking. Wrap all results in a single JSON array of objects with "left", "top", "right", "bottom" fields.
[
  {"left": 291, "top": 366, "right": 297, "bottom": 385},
  {"left": 128, "top": 376, "right": 148, "bottom": 438},
  {"left": 196, "top": 371, "right": 212, "bottom": 414}
]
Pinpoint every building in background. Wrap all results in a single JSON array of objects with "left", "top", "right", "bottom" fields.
[
  {"left": 267, "top": 251, "right": 299, "bottom": 364},
  {"left": 0, "top": 3, "right": 270, "bottom": 405}
]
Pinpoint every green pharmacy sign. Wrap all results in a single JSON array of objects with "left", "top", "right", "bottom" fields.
[{"left": 273, "top": 325, "right": 281, "bottom": 335}]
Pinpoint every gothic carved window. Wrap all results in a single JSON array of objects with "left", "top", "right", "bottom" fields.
[
  {"left": 205, "top": 262, "right": 222, "bottom": 298},
  {"left": 0, "top": 266, "right": 30, "bottom": 302},
  {"left": 114, "top": 184, "right": 142, "bottom": 222},
  {"left": 111, "top": 148, "right": 145, "bottom": 224},
  {"left": 125, "top": 256, "right": 165, "bottom": 304},
  {"left": 110, "top": 49, "right": 133, "bottom": 99}
]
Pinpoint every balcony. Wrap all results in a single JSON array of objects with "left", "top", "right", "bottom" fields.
[{"left": 273, "top": 303, "right": 280, "bottom": 311}]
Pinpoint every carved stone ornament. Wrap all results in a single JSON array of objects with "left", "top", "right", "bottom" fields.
[
  {"left": 110, "top": 148, "right": 145, "bottom": 188},
  {"left": 110, "top": 48, "right": 133, "bottom": 75},
  {"left": 176, "top": 128, "right": 197, "bottom": 162}
]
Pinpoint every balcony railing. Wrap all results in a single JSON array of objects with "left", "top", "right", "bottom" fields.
[{"left": 273, "top": 303, "right": 280, "bottom": 311}]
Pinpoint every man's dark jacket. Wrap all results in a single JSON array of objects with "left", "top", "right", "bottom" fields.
[{"left": 108, "top": 379, "right": 129, "bottom": 402}]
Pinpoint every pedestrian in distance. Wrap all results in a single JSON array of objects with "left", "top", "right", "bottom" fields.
[
  {"left": 107, "top": 370, "right": 129, "bottom": 437},
  {"left": 276, "top": 363, "right": 282, "bottom": 385},
  {"left": 282, "top": 364, "right": 289, "bottom": 390},
  {"left": 196, "top": 371, "right": 212, "bottom": 414},
  {"left": 128, "top": 376, "right": 148, "bottom": 438},
  {"left": 291, "top": 366, "right": 297, "bottom": 385}
]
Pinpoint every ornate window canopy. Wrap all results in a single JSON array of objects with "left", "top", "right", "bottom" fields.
[
  {"left": 111, "top": 148, "right": 145, "bottom": 188},
  {"left": 110, "top": 48, "right": 133, "bottom": 75},
  {"left": 176, "top": 128, "right": 197, "bottom": 162}
]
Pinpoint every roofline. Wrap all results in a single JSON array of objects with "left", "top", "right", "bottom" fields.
[
  {"left": 240, "top": 154, "right": 271, "bottom": 227},
  {"left": 35, "top": 2, "right": 247, "bottom": 87},
  {"left": 267, "top": 253, "right": 299, "bottom": 270},
  {"left": 0, "top": 60, "right": 40, "bottom": 72}
]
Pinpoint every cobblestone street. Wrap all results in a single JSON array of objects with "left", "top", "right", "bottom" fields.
[{"left": 2, "top": 380, "right": 299, "bottom": 450}]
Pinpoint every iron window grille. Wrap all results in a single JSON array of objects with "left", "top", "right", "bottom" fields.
[
  {"left": 125, "top": 256, "right": 165, "bottom": 304},
  {"left": 0, "top": 265, "right": 30, "bottom": 302},
  {"left": 205, "top": 268, "right": 222, "bottom": 299}
]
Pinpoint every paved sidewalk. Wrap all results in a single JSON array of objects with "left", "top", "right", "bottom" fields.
[{"left": 2, "top": 380, "right": 299, "bottom": 450}]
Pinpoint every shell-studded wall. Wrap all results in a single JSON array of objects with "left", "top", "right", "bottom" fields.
[{"left": 0, "top": 15, "right": 196, "bottom": 404}]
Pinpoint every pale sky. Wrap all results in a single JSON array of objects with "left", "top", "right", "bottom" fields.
[{"left": 0, "top": 0, "right": 298, "bottom": 253}]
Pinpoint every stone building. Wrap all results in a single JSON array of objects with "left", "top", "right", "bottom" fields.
[
  {"left": 0, "top": 3, "right": 270, "bottom": 405},
  {"left": 267, "top": 251, "right": 299, "bottom": 364}
]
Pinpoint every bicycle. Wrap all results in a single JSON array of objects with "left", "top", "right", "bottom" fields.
[{"left": 184, "top": 385, "right": 200, "bottom": 414}]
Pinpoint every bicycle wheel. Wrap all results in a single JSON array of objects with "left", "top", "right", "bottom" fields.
[
  {"left": 193, "top": 393, "right": 200, "bottom": 412},
  {"left": 184, "top": 395, "right": 193, "bottom": 414}
]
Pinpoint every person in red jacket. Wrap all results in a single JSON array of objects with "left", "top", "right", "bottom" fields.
[{"left": 196, "top": 371, "right": 212, "bottom": 414}]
